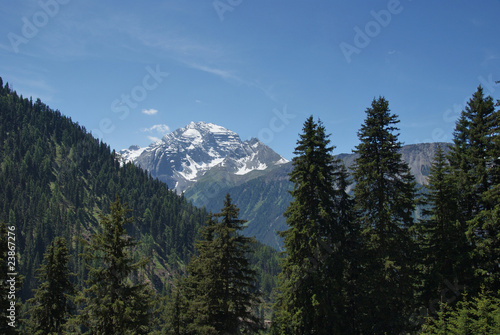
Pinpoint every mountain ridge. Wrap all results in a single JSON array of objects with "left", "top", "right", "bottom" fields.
[
  {"left": 120, "top": 121, "right": 287, "bottom": 192},
  {"left": 121, "top": 121, "right": 450, "bottom": 250},
  {"left": 0, "top": 79, "right": 281, "bottom": 313},
  {"left": 186, "top": 142, "right": 451, "bottom": 249}
]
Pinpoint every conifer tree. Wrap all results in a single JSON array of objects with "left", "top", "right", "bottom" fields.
[
  {"left": 26, "top": 237, "right": 75, "bottom": 334},
  {"left": 272, "top": 116, "right": 355, "bottom": 334},
  {"left": 448, "top": 86, "right": 500, "bottom": 292},
  {"left": 164, "top": 284, "right": 190, "bottom": 335},
  {"left": 183, "top": 194, "right": 261, "bottom": 334},
  {"left": 448, "top": 86, "right": 496, "bottom": 220},
  {"left": 417, "top": 145, "right": 470, "bottom": 310},
  {"left": 421, "top": 289, "right": 500, "bottom": 334},
  {"left": 77, "top": 196, "right": 155, "bottom": 334},
  {"left": 352, "top": 97, "right": 417, "bottom": 333},
  {"left": 470, "top": 94, "right": 500, "bottom": 293}
]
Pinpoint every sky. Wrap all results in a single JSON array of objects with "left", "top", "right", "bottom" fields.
[{"left": 1, "top": 0, "right": 499, "bottom": 160}]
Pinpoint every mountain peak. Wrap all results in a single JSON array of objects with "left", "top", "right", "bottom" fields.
[
  {"left": 120, "top": 122, "right": 287, "bottom": 192},
  {"left": 184, "top": 121, "right": 232, "bottom": 132}
]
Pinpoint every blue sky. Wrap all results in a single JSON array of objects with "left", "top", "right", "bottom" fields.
[{"left": 1, "top": 0, "right": 499, "bottom": 160}]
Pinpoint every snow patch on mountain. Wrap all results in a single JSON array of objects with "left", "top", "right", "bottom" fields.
[
  {"left": 119, "top": 121, "right": 288, "bottom": 192},
  {"left": 119, "top": 145, "right": 147, "bottom": 163},
  {"left": 234, "top": 162, "right": 268, "bottom": 175},
  {"left": 275, "top": 157, "right": 289, "bottom": 165}
]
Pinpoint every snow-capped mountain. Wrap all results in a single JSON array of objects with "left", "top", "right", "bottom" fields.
[{"left": 120, "top": 121, "right": 288, "bottom": 192}]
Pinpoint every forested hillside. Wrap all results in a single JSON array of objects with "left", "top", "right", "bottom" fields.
[
  {"left": 0, "top": 78, "right": 211, "bottom": 300},
  {"left": 1, "top": 76, "right": 499, "bottom": 334},
  {"left": 187, "top": 142, "right": 451, "bottom": 250},
  {"left": 0, "top": 78, "right": 279, "bottom": 333},
  {"left": 271, "top": 89, "right": 500, "bottom": 334}
]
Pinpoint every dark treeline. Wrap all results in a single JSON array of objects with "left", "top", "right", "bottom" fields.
[
  {"left": 272, "top": 87, "right": 500, "bottom": 334},
  {"left": 0, "top": 76, "right": 499, "bottom": 334},
  {"left": 0, "top": 77, "right": 207, "bottom": 297},
  {"left": 0, "top": 78, "right": 280, "bottom": 334}
]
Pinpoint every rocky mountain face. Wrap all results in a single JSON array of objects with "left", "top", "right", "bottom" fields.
[
  {"left": 122, "top": 123, "right": 450, "bottom": 250},
  {"left": 186, "top": 142, "right": 451, "bottom": 250},
  {"left": 119, "top": 121, "right": 288, "bottom": 192},
  {"left": 337, "top": 142, "right": 451, "bottom": 186}
]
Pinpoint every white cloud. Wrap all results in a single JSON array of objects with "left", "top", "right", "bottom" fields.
[
  {"left": 142, "top": 124, "right": 170, "bottom": 134},
  {"left": 142, "top": 108, "right": 159, "bottom": 115},
  {"left": 183, "top": 61, "right": 280, "bottom": 102},
  {"left": 147, "top": 136, "right": 162, "bottom": 143}
]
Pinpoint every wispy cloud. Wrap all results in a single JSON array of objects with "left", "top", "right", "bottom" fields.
[
  {"left": 16, "top": 2, "right": 281, "bottom": 104},
  {"left": 182, "top": 61, "right": 280, "bottom": 103},
  {"left": 184, "top": 62, "right": 244, "bottom": 83},
  {"left": 7, "top": 4, "right": 218, "bottom": 62},
  {"left": 481, "top": 51, "right": 500, "bottom": 66},
  {"left": 141, "top": 124, "right": 170, "bottom": 134},
  {"left": 142, "top": 108, "right": 158, "bottom": 115},
  {"left": 147, "top": 136, "right": 162, "bottom": 143}
]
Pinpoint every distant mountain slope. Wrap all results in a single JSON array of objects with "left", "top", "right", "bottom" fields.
[
  {"left": 0, "top": 81, "right": 236, "bottom": 302},
  {"left": 0, "top": 79, "right": 281, "bottom": 309},
  {"left": 0, "top": 81, "right": 210, "bottom": 299},
  {"left": 187, "top": 142, "right": 451, "bottom": 250},
  {"left": 338, "top": 142, "right": 451, "bottom": 187},
  {"left": 120, "top": 121, "right": 287, "bottom": 193}
]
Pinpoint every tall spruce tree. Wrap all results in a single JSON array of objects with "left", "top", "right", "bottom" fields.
[
  {"left": 164, "top": 283, "right": 190, "bottom": 335},
  {"left": 272, "top": 116, "right": 355, "bottom": 334},
  {"left": 182, "top": 194, "right": 261, "bottom": 334},
  {"left": 352, "top": 97, "right": 417, "bottom": 333},
  {"left": 448, "top": 86, "right": 500, "bottom": 293},
  {"left": 77, "top": 197, "right": 155, "bottom": 334},
  {"left": 417, "top": 145, "right": 470, "bottom": 310},
  {"left": 448, "top": 86, "right": 497, "bottom": 221},
  {"left": 25, "top": 237, "right": 75, "bottom": 334},
  {"left": 472, "top": 92, "right": 500, "bottom": 293},
  {"left": 421, "top": 288, "right": 500, "bottom": 334}
]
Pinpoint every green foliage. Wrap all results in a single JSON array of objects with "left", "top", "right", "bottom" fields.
[
  {"left": 448, "top": 86, "right": 500, "bottom": 293},
  {"left": 0, "top": 76, "right": 498, "bottom": 333},
  {"left": 0, "top": 78, "right": 207, "bottom": 299},
  {"left": 351, "top": 97, "right": 418, "bottom": 333},
  {"left": 25, "top": 237, "right": 75, "bottom": 334},
  {"left": 180, "top": 194, "right": 262, "bottom": 334},
  {"left": 421, "top": 289, "right": 500, "bottom": 334},
  {"left": 416, "top": 145, "right": 471, "bottom": 308},
  {"left": 0, "top": 78, "right": 280, "bottom": 333},
  {"left": 163, "top": 283, "right": 191, "bottom": 335},
  {"left": 76, "top": 197, "right": 155, "bottom": 334},
  {"left": 272, "top": 116, "right": 356, "bottom": 334},
  {"left": 448, "top": 86, "right": 497, "bottom": 221},
  {"left": 185, "top": 162, "right": 294, "bottom": 250},
  {"left": 247, "top": 242, "right": 281, "bottom": 307}
]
